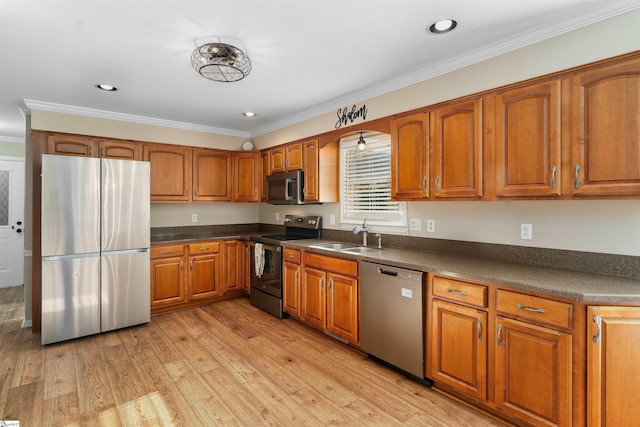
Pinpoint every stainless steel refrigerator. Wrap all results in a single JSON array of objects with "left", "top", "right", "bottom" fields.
[{"left": 41, "top": 154, "right": 150, "bottom": 345}]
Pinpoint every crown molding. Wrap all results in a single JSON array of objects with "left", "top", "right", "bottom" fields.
[
  {"left": 23, "top": 100, "right": 251, "bottom": 139},
  {"left": 250, "top": 4, "right": 639, "bottom": 137}
]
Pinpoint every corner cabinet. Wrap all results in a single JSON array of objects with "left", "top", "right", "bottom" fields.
[
  {"left": 391, "top": 112, "right": 430, "bottom": 199},
  {"left": 301, "top": 252, "right": 359, "bottom": 345},
  {"left": 587, "top": 306, "right": 640, "bottom": 427},
  {"left": 570, "top": 57, "right": 640, "bottom": 196},
  {"left": 143, "top": 144, "right": 192, "bottom": 202}
]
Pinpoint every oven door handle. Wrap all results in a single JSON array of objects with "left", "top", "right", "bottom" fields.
[{"left": 249, "top": 241, "right": 282, "bottom": 252}]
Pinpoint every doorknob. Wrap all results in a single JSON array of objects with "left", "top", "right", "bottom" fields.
[{"left": 16, "top": 229, "right": 22, "bottom": 233}]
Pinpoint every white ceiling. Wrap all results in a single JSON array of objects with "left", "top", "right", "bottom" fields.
[{"left": 1, "top": 0, "right": 639, "bottom": 142}]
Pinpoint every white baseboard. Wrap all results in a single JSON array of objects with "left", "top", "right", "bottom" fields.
[{"left": 22, "top": 319, "right": 32, "bottom": 328}]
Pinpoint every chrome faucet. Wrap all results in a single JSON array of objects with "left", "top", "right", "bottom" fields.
[{"left": 353, "top": 219, "right": 370, "bottom": 246}]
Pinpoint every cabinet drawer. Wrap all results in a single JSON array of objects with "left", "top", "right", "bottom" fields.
[
  {"left": 188, "top": 241, "right": 220, "bottom": 255},
  {"left": 151, "top": 244, "right": 185, "bottom": 259},
  {"left": 303, "top": 252, "right": 358, "bottom": 277},
  {"left": 283, "top": 248, "right": 301, "bottom": 264},
  {"left": 433, "top": 276, "right": 488, "bottom": 308},
  {"left": 496, "top": 289, "right": 573, "bottom": 330}
]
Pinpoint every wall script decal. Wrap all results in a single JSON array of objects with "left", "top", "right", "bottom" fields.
[{"left": 335, "top": 104, "right": 368, "bottom": 129}]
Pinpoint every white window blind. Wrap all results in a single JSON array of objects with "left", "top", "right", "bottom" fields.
[{"left": 340, "top": 134, "right": 406, "bottom": 231}]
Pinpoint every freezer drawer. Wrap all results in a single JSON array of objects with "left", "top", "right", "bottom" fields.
[
  {"left": 101, "top": 249, "right": 150, "bottom": 332},
  {"left": 41, "top": 255, "right": 101, "bottom": 345}
]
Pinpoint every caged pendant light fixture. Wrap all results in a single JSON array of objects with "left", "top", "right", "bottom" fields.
[{"left": 191, "top": 42, "right": 252, "bottom": 82}]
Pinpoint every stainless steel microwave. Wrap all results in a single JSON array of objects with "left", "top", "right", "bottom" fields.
[{"left": 266, "top": 171, "right": 307, "bottom": 205}]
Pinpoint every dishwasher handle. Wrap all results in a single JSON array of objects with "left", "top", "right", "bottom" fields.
[{"left": 378, "top": 268, "right": 398, "bottom": 277}]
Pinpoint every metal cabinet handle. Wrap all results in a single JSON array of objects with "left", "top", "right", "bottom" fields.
[
  {"left": 446, "top": 288, "right": 467, "bottom": 297},
  {"left": 593, "top": 314, "right": 602, "bottom": 343},
  {"left": 295, "top": 269, "right": 299, "bottom": 282},
  {"left": 422, "top": 176, "right": 427, "bottom": 193},
  {"left": 185, "top": 187, "right": 188, "bottom": 199},
  {"left": 551, "top": 165, "right": 557, "bottom": 190},
  {"left": 190, "top": 260, "right": 193, "bottom": 270},
  {"left": 329, "top": 278, "right": 333, "bottom": 292},
  {"left": 516, "top": 303, "right": 545, "bottom": 314},
  {"left": 497, "top": 324, "right": 503, "bottom": 347},
  {"left": 101, "top": 146, "right": 104, "bottom": 158},
  {"left": 477, "top": 318, "right": 483, "bottom": 341},
  {"left": 435, "top": 175, "right": 440, "bottom": 193},
  {"left": 320, "top": 276, "right": 324, "bottom": 291},
  {"left": 574, "top": 164, "right": 581, "bottom": 189},
  {"left": 89, "top": 145, "right": 93, "bottom": 157},
  {"left": 160, "top": 250, "right": 175, "bottom": 254},
  {"left": 180, "top": 261, "right": 184, "bottom": 271}
]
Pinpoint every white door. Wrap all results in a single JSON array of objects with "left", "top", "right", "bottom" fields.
[{"left": 0, "top": 158, "right": 25, "bottom": 288}]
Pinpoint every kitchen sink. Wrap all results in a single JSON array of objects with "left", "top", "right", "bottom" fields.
[
  {"left": 309, "top": 242, "right": 359, "bottom": 251},
  {"left": 340, "top": 246, "right": 384, "bottom": 254}
]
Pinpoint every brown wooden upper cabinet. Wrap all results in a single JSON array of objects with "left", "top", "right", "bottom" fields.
[
  {"left": 192, "top": 148, "right": 231, "bottom": 201},
  {"left": 270, "top": 142, "right": 303, "bottom": 173},
  {"left": 46, "top": 133, "right": 141, "bottom": 160},
  {"left": 570, "top": 57, "right": 640, "bottom": 196},
  {"left": 391, "top": 112, "right": 430, "bottom": 200},
  {"left": 493, "top": 79, "right": 562, "bottom": 197},
  {"left": 302, "top": 139, "right": 339, "bottom": 203},
  {"left": 431, "top": 98, "right": 483, "bottom": 198},
  {"left": 260, "top": 150, "right": 269, "bottom": 202},
  {"left": 233, "top": 151, "right": 260, "bottom": 202},
  {"left": 143, "top": 144, "right": 191, "bottom": 202}
]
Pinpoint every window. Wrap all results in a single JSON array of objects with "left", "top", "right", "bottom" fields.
[{"left": 340, "top": 133, "right": 407, "bottom": 233}]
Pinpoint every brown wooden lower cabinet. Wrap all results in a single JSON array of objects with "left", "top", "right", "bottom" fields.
[
  {"left": 300, "top": 251, "right": 359, "bottom": 345},
  {"left": 587, "top": 306, "right": 640, "bottom": 427},
  {"left": 151, "top": 240, "right": 243, "bottom": 314},
  {"left": 283, "top": 248, "right": 302, "bottom": 317}
]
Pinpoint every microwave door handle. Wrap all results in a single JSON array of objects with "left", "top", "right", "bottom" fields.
[{"left": 285, "top": 178, "right": 293, "bottom": 200}]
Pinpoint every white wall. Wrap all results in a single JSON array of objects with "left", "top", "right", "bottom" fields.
[{"left": 151, "top": 203, "right": 259, "bottom": 228}]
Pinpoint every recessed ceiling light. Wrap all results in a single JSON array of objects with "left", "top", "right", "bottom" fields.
[
  {"left": 96, "top": 84, "right": 118, "bottom": 91},
  {"left": 243, "top": 112, "right": 256, "bottom": 117},
  {"left": 428, "top": 19, "right": 457, "bottom": 34}
]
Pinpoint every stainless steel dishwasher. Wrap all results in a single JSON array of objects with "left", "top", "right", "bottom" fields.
[{"left": 360, "top": 261, "right": 427, "bottom": 381}]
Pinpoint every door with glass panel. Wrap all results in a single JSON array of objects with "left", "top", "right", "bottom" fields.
[{"left": 0, "top": 158, "right": 25, "bottom": 288}]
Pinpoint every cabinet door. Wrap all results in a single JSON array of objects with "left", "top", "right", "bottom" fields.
[
  {"left": 260, "top": 150, "right": 269, "bottom": 202},
  {"left": 233, "top": 152, "right": 260, "bottom": 202},
  {"left": 302, "top": 266, "right": 326, "bottom": 330},
  {"left": 222, "top": 240, "right": 242, "bottom": 294},
  {"left": 326, "top": 272, "right": 359, "bottom": 344},
  {"left": 430, "top": 299, "right": 487, "bottom": 402},
  {"left": 143, "top": 144, "right": 191, "bottom": 202},
  {"left": 303, "top": 139, "right": 319, "bottom": 202},
  {"left": 270, "top": 147, "right": 286, "bottom": 174},
  {"left": 150, "top": 256, "right": 186, "bottom": 307},
  {"left": 46, "top": 134, "right": 98, "bottom": 157},
  {"left": 283, "top": 261, "right": 301, "bottom": 317},
  {"left": 241, "top": 241, "right": 251, "bottom": 293},
  {"left": 100, "top": 139, "right": 141, "bottom": 160},
  {"left": 571, "top": 57, "right": 640, "bottom": 196},
  {"left": 193, "top": 148, "right": 231, "bottom": 201},
  {"left": 391, "top": 112, "right": 429, "bottom": 199},
  {"left": 285, "top": 142, "right": 304, "bottom": 171},
  {"left": 496, "top": 316, "right": 572, "bottom": 427},
  {"left": 189, "top": 254, "right": 221, "bottom": 300},
  {"left": 587, "top": 306, "right": 640, "bottom": 427},
  {"left": 495, "top": 80, "right": 562, "bottom": 197},
  {"left": 432, "top": 99, "right": 483, "bottom": 198}
]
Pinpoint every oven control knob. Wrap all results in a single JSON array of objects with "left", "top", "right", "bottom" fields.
[
  {"left": 284, "top": 218, "right": 290, "bottom": 223},
  {"left": 308, "top": 219, "right": 316, "bottom": 225}
]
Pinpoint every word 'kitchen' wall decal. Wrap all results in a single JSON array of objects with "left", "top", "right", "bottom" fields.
[{"left": 335, "top": 104, "right": 368, "bottom": 129}]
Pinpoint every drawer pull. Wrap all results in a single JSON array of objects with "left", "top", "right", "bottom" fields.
[
  {"left": 288, "top": 254, "right": 296, "bottom": 259},
  {"left": 446, "top": 288, "right": 467, "bottom": 297},
  {"left": 160, "top": 250, "right": 175, "bottom": 254},
  {"left": 497, "top": 324, "right": 503, "bottom": 348},
  {"left": 516, "top": 303, "right": 545, "bottom": 314},
  {"left": 477, "top": 318, "right": 483, "bottom": 341},
  {"left": 199, "top": 247, "right": 210, "bottom": 251},
  {"left": 593, "top": 314, "right": 602, "bottom": 344}
]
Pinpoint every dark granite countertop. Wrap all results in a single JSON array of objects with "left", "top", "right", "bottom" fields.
[
  {"left": 151, "top": 232, "right": 261, "bottom": 245},
  {"left": 283, "top": 239, "right": 640, "bottom": 304}
]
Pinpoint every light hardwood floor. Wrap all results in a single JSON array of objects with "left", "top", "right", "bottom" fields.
[{"left": 0, "top": 286, "right": 506, "bottom": 426}]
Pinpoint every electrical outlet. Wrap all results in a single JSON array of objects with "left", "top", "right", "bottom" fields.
[
  {"left": 330, "top": 214, "right": 336, "bottom": 225},
  {"left": 191, "top": 214, "right": 197, "bottom": 223},
  {"left": 427, "top": 219, "right": 435, "bottom": 233},
  {"left": 410, "top": 218, "right": 422, "bottom": 231},
  {"left": 520, "top": 224, "right": 532, "bottom": 240},
  {"left": 275, "top": 212, "right": 280, "bottom": 221}
]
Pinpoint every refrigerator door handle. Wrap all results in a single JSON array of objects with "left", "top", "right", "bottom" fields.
[
  {"left": 101, "top": 248, "right": 149, "bottom": 256},
  {"left": 42, "top": 253, "right": 100, "bottom": 262}
]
